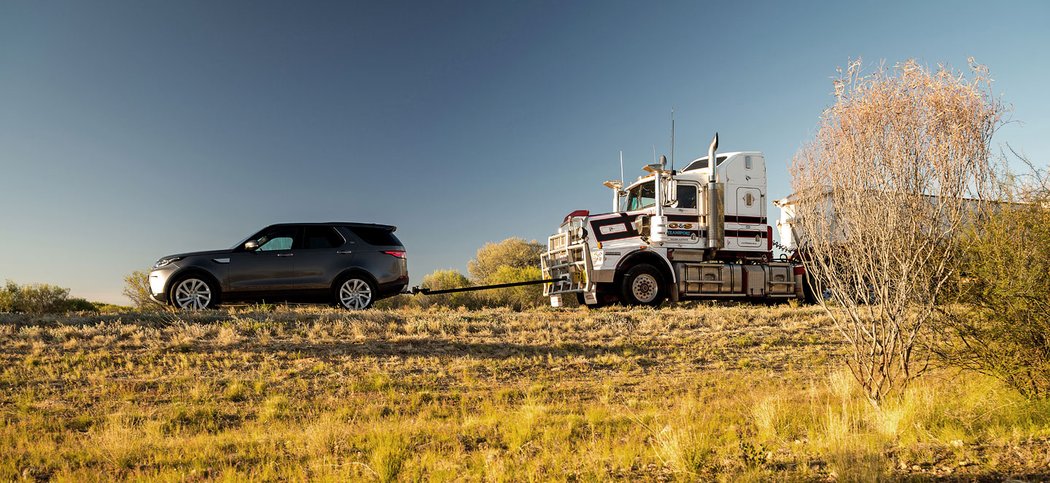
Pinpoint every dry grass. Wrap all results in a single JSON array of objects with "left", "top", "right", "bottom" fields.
[{"left": 1, "top": 304, "right": 1048, "bottom": 481}]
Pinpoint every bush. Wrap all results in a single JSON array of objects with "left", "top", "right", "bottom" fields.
[
  {"left": 464, "top": 238, "right": 547, "bottom": 310},
  {"left": 477, "top": 265, "right": 546, "bottom": 310},
  {"left": 65, "top": 298, "right": 99, "bottom": 312},
  {"left": 941, "top": 186, "right": 1050, "bottom": 398},
  {"left": 418, "top": 269, "right": 481, "bottom": 309},
  {"left": 384, "top": 238, "right": 548, "bottom": 310},
  {"left": 467, "top": 238, "right": 544, "bottom": 283},
  {"left": 0, "top": 281, "right": 97, "bottom": 314},
  {"left": 122, "top": 270, "right": 164, "bottom": 310}
]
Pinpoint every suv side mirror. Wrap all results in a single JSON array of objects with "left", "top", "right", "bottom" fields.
[{"left": 244, "top": 240, "right": 260, "bottom": 251}]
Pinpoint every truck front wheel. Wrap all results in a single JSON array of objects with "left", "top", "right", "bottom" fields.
[{"left": 620, "top": 264, "right": 666, "bottom": 307}]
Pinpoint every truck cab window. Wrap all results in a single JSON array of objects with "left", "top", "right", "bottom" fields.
[
  {"left": 677, "top": 185, "right": 698, "bottom": 209},
  {"left": 621, "top": 181, "right": 656, "bottom": 211}
]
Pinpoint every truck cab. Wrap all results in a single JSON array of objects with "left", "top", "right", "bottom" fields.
[{"left": 541, "top": 136, "right": 804, "bottom": 307}]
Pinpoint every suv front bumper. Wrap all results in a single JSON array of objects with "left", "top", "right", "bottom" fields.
[{"left": 148, "top": 267, "right": 176, "bottom": 304}]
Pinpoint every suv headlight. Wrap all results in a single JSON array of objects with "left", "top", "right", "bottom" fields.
[{"left": 152, "top": 256, "right": 183, "bottom": 269}]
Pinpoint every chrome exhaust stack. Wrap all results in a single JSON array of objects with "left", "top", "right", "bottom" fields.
[
  {"left": 706, "top": 133, "right": 724, "bottom": 250},
  {"left": 649, "top": 155, "right": 669, "bottom": 243}
]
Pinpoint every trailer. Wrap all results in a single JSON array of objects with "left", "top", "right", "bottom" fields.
[{"left": 540, "top": 134, "right": 807, "bottom": 307}]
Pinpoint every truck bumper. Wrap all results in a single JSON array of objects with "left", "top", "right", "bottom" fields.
[{"left": 540, "top": 232, "right": 596, "bottom": 306}]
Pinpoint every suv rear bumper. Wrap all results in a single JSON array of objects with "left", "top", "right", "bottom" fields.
[{"left": 378, "top": 280, "right": 409, "bottom": 298}]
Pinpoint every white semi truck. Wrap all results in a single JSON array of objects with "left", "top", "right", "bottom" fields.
[{"left": 541, "top": 135, "right": 810, "bottom": 307}]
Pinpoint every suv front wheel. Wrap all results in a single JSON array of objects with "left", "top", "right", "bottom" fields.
[
  {"left": 336, "top": 277, "right": 376, "bottom": 310},
  {"left": 170, "top": 275, "right": 220, "bottom": 310}
]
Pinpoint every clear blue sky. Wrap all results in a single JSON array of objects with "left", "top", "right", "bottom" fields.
[{"left": 2, "top": 1, "right": 1048, "bottom": 304}]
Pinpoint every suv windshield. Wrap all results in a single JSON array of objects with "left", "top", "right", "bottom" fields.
[{"left": 620, "top": 181, "right": 655, "bottom": 211}]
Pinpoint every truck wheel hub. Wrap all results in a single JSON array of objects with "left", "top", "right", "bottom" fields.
[{"left": 631, "top": 274, "right": 658, "bottom": 303}]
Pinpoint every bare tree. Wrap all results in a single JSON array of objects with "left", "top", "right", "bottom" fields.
[{"left": 790, "top": 58, "right": 1005, "bottom": 404}]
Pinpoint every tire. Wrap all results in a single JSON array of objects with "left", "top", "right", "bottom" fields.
[
  {"left": 802, "top": 272, "right": 822, "bottom": 305},
  {"left": 169, "top": 275, "right": 220, "bottom": 310},
  {"left": 335, "top": 276, "right": 376, "bottom": 310},
  {"left": 620, "top": 263, "right": 666, "bottom": 307}
]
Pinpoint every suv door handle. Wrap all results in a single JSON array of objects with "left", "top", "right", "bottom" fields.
[
  {"left": 337, "top": 250, "right": 352, "bottom": 255},
  {"left": 277, "top": 253, "right": 294, "bottom": 257}
]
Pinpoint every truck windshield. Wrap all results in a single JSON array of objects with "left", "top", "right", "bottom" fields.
[{"left": 621, "top": 181, "right": 655, "bottom": 211}]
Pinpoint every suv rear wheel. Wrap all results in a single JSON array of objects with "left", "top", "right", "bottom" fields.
[{"left": 336, "top": 277, "right": 376, "bottom": 310}]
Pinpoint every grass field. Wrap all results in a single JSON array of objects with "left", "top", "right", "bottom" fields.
[{"left": 2, "top": 305, "right": 1048, "bottom": 481}]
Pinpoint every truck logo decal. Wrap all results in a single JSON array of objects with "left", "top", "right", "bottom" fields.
[{"left": 599, "top": 224, "right": 627, "bottom": 235}]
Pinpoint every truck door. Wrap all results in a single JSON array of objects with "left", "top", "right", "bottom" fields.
[
  {"left": 664, "top": 182, "right": 701, "bottom": 247},
  {"left": 735, "top": 187, "right": 763, "bottom": 218},
  {"left": 735, "top": 187, "right": 765, "bottom": 248}
]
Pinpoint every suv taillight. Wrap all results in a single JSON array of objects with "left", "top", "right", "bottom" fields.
[{"left": 383, "top": 250, "right": 406, "bottom": 259}]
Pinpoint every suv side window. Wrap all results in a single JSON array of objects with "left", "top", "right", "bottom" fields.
[
  {"left": 303, "top": 226, "right": 345, "bottom": 249},
  {"left": 350, "top": 227, "right": 402, "bottom": 247},
  {"left": 257, "top": 226, "right": 298, "bottom": 252}
]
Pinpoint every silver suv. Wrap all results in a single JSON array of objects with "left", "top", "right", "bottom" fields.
[{"left": 149, "top": 223, "right": 408, "bottom": 310}]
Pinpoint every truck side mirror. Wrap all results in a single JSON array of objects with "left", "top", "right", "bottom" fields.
[{"left": 244, "top": 240, "right": 260, "bottom": 251}]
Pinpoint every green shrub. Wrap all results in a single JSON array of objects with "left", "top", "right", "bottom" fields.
[
  {"left": 380, "top": 238, "right": 548, "bottom": 310},
  {"left": 467, "top": 238, "right": 546, "bottom": 310},
  {"left": 478, "top": 265, "right": 546, "bottom": 310},
  {"left": 942, "top": 190, "right": 1050, "bottom": 398},
  {"left": 122, "top": 270, "right": 164, "bottom": 310},
  {"left": 65, "top": 297, "right": 99, "bottom": 312},
  {"left": 0, "top": 280, "right": 92, "bottom": 314},
  {"left": 419, "top": 269, "right": 481, "bottom": 309},
  {"left": 467, "top": 237, "right": 544, "bottom": 282}
]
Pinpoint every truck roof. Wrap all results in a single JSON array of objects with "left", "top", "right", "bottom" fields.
[{"left": 681, "top": 151, "right": 762, "bottom": 172}]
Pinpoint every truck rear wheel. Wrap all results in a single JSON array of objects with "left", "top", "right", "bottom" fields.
[
  {"left": 620, "top": 264, "right": 666, "bottom": 307},
  {"left": 802, "top": 272, "right": 823, "bottom": 305}
]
